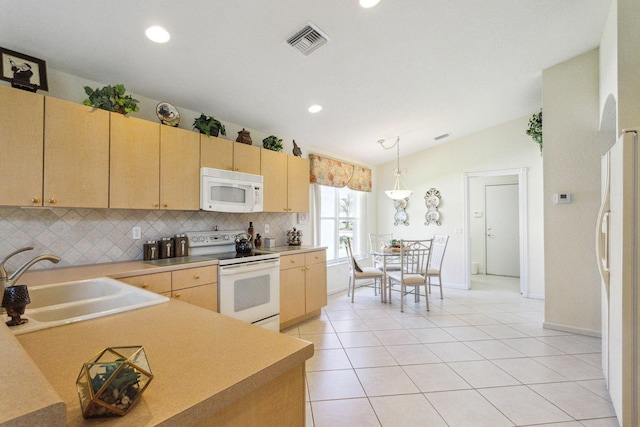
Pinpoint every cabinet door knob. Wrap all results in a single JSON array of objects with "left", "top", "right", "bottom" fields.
[
  {"left": 154, "top": 203, "right": 159, "bottom": 208},
  {"left": 32, "top": 197, "right": 40, "bottom": 204},
  {"left": 48, "top": 198, "right": 57, "bottom": 205},
  {"left": 290, "top": 259, "right": 296, "bottom": 263},
  {"left": 174, "top": 293, "right": 181, "bottom": 298},
  {"left": 163, "top": 203, "right": 168, "bottom": 208},
  {"left": 142, "top": 283, "right": 149, "bottom": 289},
  {"left": 194, "top": 274, "right": 200, "bottom": 280}
]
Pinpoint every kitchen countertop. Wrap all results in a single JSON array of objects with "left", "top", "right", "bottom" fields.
[
  {"left": 257, "top": 245, "right": 326, "bottom": 255},
  {"left": 18, "top": 246, "right": 327, "bottom": 286},
  {"left": 2, "top": 246, "right": 324, "bottom": 426},
  {"left": 15, "top": 299, "right": 313, "bottom": 426}
]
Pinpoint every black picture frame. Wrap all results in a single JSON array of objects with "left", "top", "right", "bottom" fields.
[{"left": 0, "top": 47, "right": 48, "bottom": 92}]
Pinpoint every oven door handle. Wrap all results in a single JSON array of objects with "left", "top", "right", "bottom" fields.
[{"left": 219, "top": 260, "right": 280, "bottom": 275}]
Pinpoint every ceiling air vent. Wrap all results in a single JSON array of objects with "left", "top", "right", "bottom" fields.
[{"left": 286, "top": 23, "right": 329, "bottom": 56}]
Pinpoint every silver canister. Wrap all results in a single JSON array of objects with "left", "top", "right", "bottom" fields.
[
  {"left": 174, "top": 234, "right": 189, "bottom": 257},
  {"left": 159, "top": 237, "right": 173, "bottom": 259},
  {"left": 143, "top": 240, "right": 158, "bottom": 261}
]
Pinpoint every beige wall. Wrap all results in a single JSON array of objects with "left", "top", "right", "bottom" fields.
[
  {"left": 542, "top": 49, "right": 611, "bottom": 336},
  {"left": 376, "top": 116, "right": 544, "bottom": 295},
  {"left": 617, "top": 0, "right": 640, "bottom": 131}
]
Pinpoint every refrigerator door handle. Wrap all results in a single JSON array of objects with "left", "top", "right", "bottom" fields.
[{"left": 595, "top": 151, "right": 611, "bottom": 293}]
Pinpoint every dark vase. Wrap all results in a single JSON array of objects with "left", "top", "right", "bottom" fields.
[{"left": 236, "top": 128, "right": 252, "bottom": 145}]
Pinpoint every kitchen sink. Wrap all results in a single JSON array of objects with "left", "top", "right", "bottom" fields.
[
  {"left": 27, "top": 277, "right": 122, "bottom": 308},
  {"left": 5, "top": 277, "right": 169, "bottom": 335}
]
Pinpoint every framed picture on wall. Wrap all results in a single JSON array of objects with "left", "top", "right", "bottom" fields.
[{"left": 0, "top": 47, "right": 48, "bottom": 92}]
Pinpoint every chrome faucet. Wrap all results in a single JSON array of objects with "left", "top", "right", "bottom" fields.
[{"left": 0, "top": 247, "right": 61, "bottom": 296}]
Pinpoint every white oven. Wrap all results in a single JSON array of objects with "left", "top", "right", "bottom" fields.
[
  {"left": 186, "top": 230, "right": 280, "bottom": 332},
  {"left": 218, "top": 258, "right": 280, "bottom": 331}
]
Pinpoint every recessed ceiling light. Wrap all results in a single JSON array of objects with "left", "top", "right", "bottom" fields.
[
  {"left": 359, "top": 0, "right": 381, "bottom": 8},
  {"left": 145, "top": 26, "right": 170, "bottom": 43},
  {"left": 308, "top": 104, "right": 323, "bottom": 113}
]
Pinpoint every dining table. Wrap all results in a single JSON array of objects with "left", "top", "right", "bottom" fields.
[{"left": 370, "top": 249, "right": 402, "bottom": 303}]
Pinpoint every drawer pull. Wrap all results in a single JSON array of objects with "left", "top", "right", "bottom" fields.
[
  {"left": 174, "top": 293, "right": 181, "bottom": 298},
  {"left": 194, "top": 274, "right": 200, "bottom": 280},
  {"left": 142, "top": 283, "right": 149, "bottom": 289},
  {"left": 315, "top": 255, "right": 320, "bottom": 259},
  {"left": 290, "top": 259, "right": 296, "bottom": 263}
]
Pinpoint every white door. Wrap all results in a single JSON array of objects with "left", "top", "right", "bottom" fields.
[{"left": 485, "top": 184, "right": 520, "bottom": 277}]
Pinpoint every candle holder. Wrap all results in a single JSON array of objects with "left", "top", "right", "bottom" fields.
[{"left": 2, "top": 285, "right": 31, "bottom": 326}]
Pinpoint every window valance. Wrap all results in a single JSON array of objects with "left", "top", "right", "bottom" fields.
[{"left": 309, "top": 154, "right": 372, "bottom": 192}]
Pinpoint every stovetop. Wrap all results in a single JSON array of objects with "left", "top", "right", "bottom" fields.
[
  {"left": 179, "top": 230, "right": 280, "bottom": 266},
  {"left": 143, "top": 251, "right": 279, "bottom": 267}
]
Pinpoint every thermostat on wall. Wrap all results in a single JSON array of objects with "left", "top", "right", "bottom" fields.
[{"left": 554, "top": 193, "right": 573, "bottom": 204}]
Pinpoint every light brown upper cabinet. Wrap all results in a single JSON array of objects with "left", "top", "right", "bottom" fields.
[
  {"left": 261, "top": 149, "right": 288, "bottom": 212},
  {"left": 200, "top": 135, "right": 261, "bottom": 175},
  {"left": 233, "top": 143, "right": 261, "bottom": 175},
  {"left": 160, "top": 126, "right": 200, "bottom": 210},
  {"left": 0, "top": 86, "right": 44, "bottom": 207},
  {"left": 110, "top": 114, "right": 160, "bottom": 209},
  {"left": 287, "top": 155, "right": 310, "bottom": 213},
  {"left": 44, "top": 97, "right": 110, "bottom": 208},
  {"left": 200, "top": 135, "right": 233, "bottom": 170},
  {"left": 261, "top": 150, "right": 309, "bottom": 213}
]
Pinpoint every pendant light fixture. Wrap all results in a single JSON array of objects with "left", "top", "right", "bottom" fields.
[{"left": 378, "top": 137, "right": 412, "bottom": 200}]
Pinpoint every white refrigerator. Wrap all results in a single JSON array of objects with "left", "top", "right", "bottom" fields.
[{"left": 596, "top": 128, "right": 639, "bottom": 427}]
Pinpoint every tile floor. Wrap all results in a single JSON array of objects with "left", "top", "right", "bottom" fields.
[{"left": 283, "top": 275, "right": 620, "bottom": 427}]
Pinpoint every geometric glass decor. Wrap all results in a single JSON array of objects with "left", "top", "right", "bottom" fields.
[{"left": 76, "top": 346, "right": 153, "bottom": 418}]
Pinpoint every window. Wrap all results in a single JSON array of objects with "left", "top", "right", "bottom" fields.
[{"left": 318, "top": 186, "right": 366, "bottom": 262}]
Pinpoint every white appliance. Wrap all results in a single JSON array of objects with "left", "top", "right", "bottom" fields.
[
  {"left": 185, "top": 230, "right": 280, "bottom": 332},
  {"left": 200, "top": 167, "right": 263, "bottom": 213},
  {"left": 596, "top": 128, "right": 639, "bottom": 426}
]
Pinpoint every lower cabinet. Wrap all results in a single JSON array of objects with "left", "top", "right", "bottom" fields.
[
  {"left": 118, "top": 272, "right": 171, "bottom": 295},
  {"left": 171, "top": 266, "right": 218, "bottom": 311},
  {"left": 117, "top": 265, "right": 218, "bottom": 312},
  {"left": 279, "top": 249, "right": 327, "bottom": 329}
]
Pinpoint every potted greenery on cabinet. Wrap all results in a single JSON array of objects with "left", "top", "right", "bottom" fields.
[
  {"left": 193, "top": 114, "right": 226, "bottom": 137},
  {"left": 262, "top": 135, "right": 283, "bottom": 152},
  {"left": 83, "top": 84, "right": 140, "bottom": 115}
]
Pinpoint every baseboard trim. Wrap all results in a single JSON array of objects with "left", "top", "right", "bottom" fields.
[
  {"left": 543, "top": 321, "right": 601, "bottom": 338},
  {"left": 527, "top": 293, "right": 544, "bottom": 300}
]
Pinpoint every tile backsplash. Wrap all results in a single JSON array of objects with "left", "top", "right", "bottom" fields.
[{"left": 0, "top": 207, "right": 305, "bottom": 270}]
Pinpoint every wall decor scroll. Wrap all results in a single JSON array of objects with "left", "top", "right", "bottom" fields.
[
  {"left": 393, "top": 197, "right": 409, "bottom": 226},
  {"left": 424, "top": 188, "right": 442, "bottom": 226}
]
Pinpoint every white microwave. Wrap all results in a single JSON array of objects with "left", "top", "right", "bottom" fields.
[{"left": 200, "top": 167, "right": 263, "bottom": 213}]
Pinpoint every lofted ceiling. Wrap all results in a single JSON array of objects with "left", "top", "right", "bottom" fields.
[{"left": 0, "top": 0, "right": 611, "bottom": 165}]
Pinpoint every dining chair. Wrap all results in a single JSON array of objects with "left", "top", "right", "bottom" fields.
[
  {"left": 368, "top": 233, "right": 401, "bottom": 271},
  {"left": 345, "top": 237, "right": 385, "bottom": 303},
  {"left": 387, "top": 239, "right": 433, "bottom": 312},
  {"left": 427, "top": 235, "right": 449, "bottom": 298}
]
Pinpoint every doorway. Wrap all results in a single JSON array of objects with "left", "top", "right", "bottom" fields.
[
  {"left": 463, "top": 168, "right": 528, "bottom": 295},
  {"left": 485, "top": 183, "right": 520, "bottom": 277}
]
